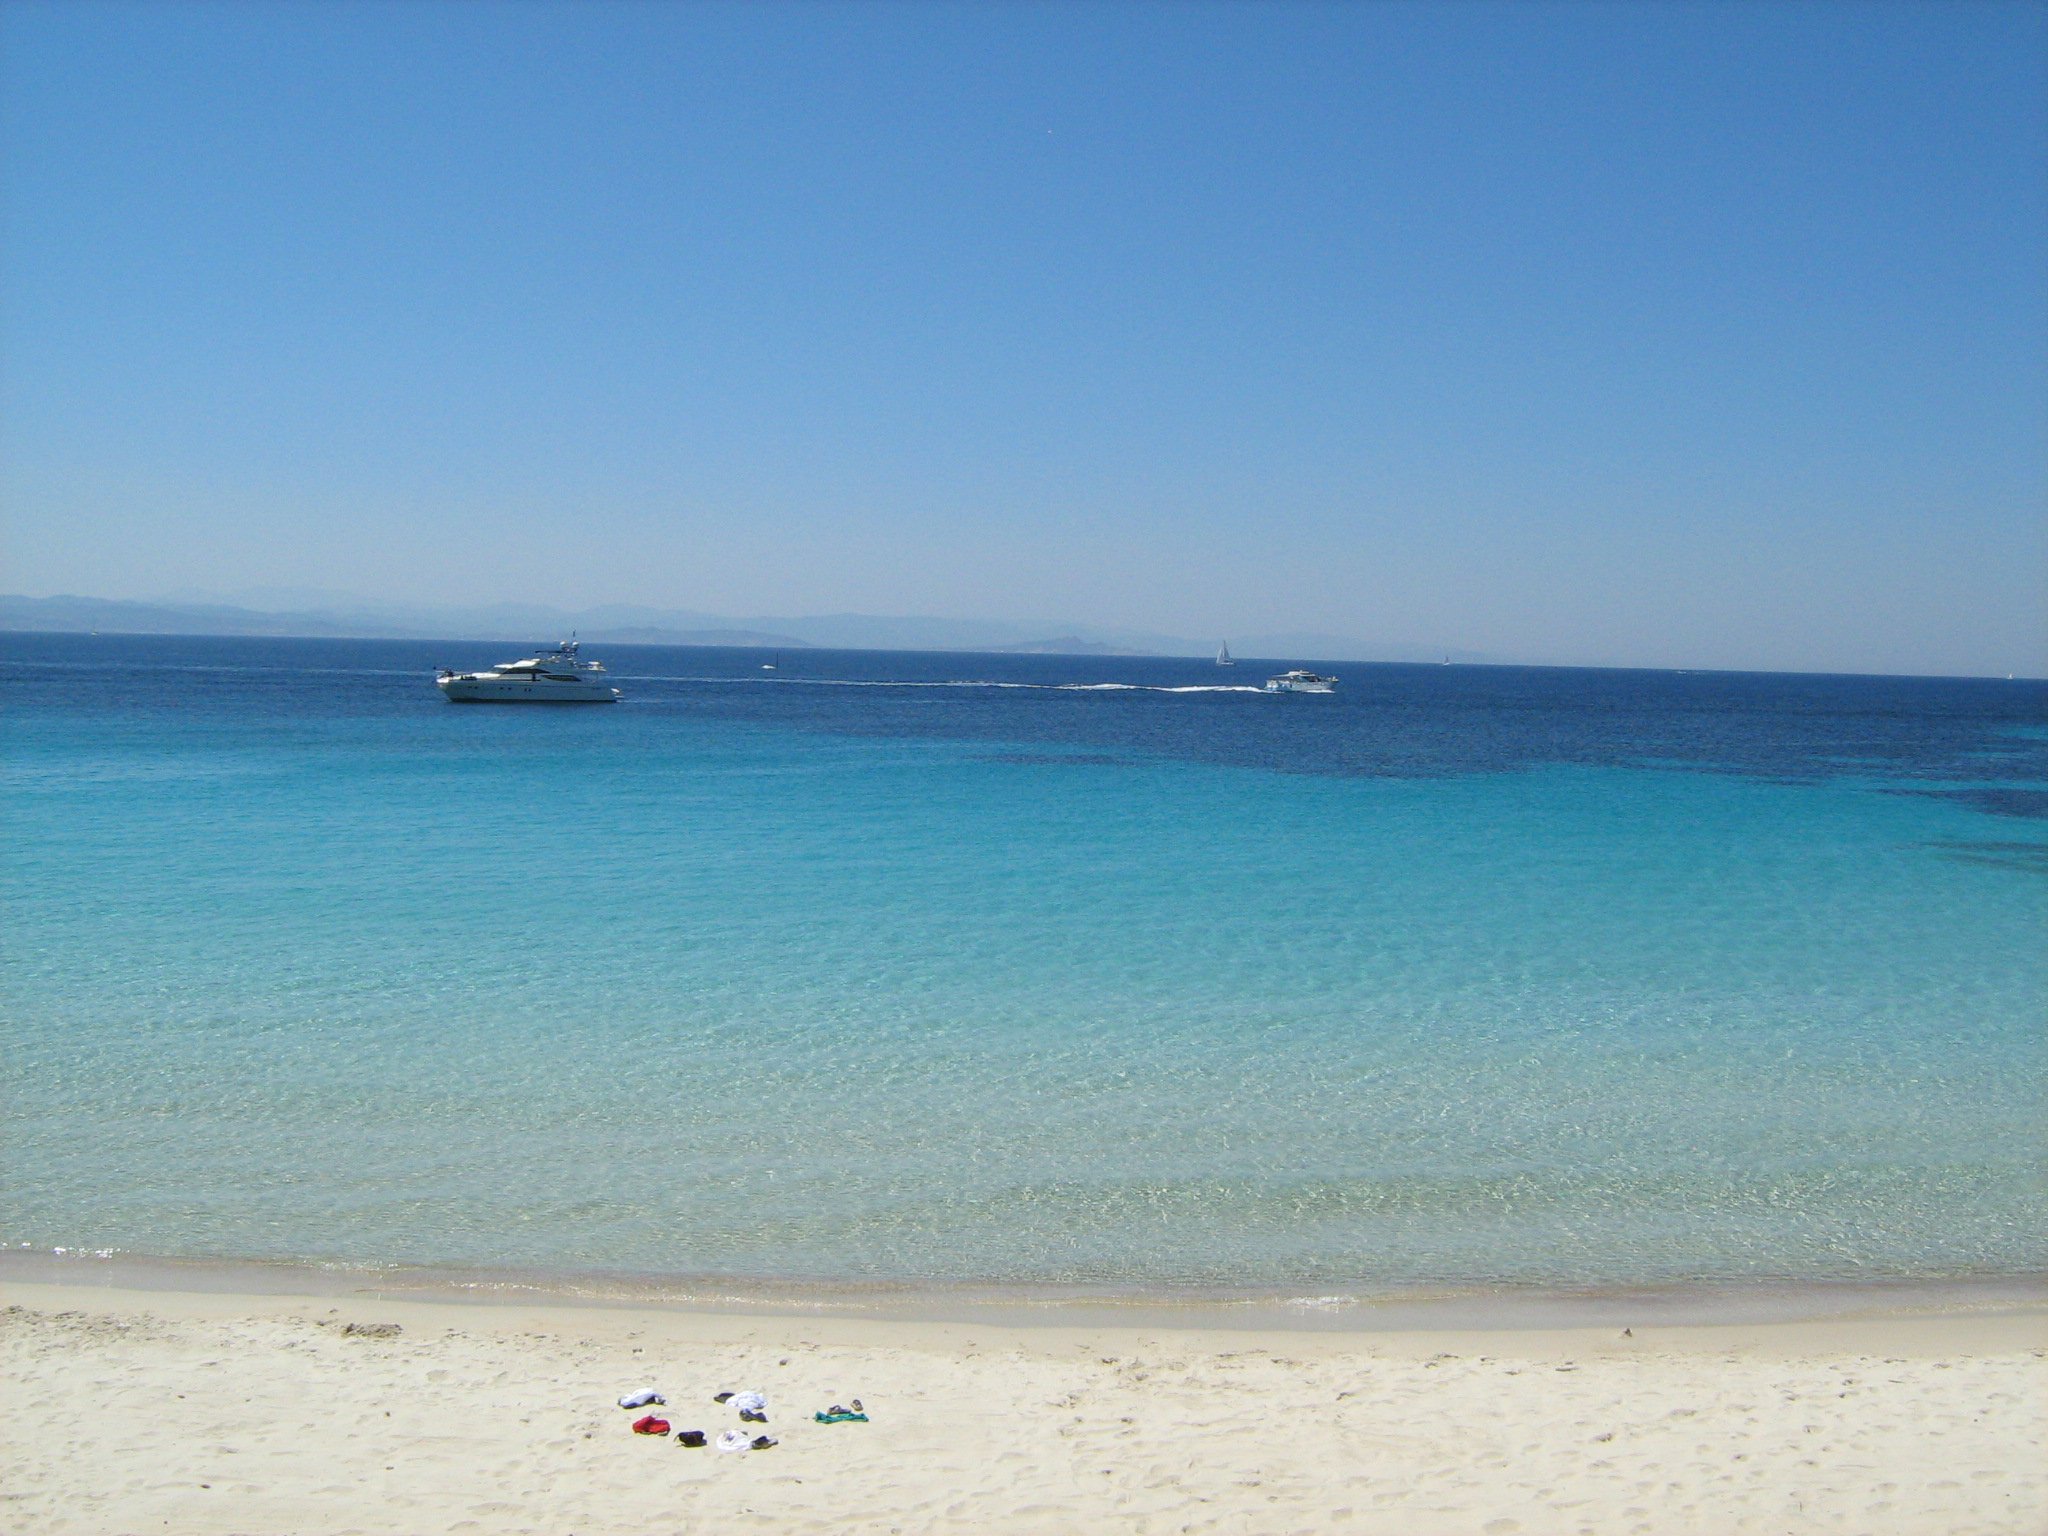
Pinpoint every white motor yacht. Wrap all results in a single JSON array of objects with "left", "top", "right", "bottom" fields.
[
  {"left": 1264, "top": 669, "right": 1336, "bottom": 694},
  {"left": 437, "top": 639, "right": 621, "bottom": 703}
]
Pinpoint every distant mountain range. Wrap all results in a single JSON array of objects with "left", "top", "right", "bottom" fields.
[
  {"left": 982, "top": 636, "right": 1151, "bottom": 655},
  {"left": 575, "top": 627, "right": 814, "bottom": 648},
  {"left": 0, "top": 592, "right": 1495, "bottom": 664}
]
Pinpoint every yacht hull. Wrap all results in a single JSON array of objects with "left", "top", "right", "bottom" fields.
[{"left": 438, "top": 679, "right": 618, "bottom": 703}]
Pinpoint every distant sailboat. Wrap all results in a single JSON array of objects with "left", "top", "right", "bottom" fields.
[
  {"left": 1216, "top": 642, "right": 1235, "bottom": 666},
  {"left": 763, "top": 652, "right": 779, "bottom": 670}
]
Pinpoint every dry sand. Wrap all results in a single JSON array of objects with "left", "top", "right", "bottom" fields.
[{"left": 1, "top": 1280, "right": 2040, "bottom": 1535}]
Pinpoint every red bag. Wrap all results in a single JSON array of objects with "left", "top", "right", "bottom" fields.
[{"left": 632, "top": 1415, "right": 671, "bottom": 1435}]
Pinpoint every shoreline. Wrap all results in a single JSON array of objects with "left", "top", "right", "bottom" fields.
[
  {"left": 7, "top": 1246, "right": 2043, "bottom": 1333},
  {"left": 7, "top": 1275, "right": 2045, "bottom": 1357},
  {"left": 5, "top": 1276, "right": 2041, "bottom": 1534}
]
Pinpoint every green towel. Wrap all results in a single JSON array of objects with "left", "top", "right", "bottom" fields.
[{"left": 813, "top": 1411, "right": 869, "bottom": 1424}]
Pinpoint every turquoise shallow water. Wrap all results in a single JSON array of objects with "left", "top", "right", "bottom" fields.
[{"left": 4, "top": 635, "right": 2044, "bottom": 1294}]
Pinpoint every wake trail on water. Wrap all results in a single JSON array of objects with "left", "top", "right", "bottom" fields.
[{"left": 614, "top": 674, "right": 1269, "bottom": 694}]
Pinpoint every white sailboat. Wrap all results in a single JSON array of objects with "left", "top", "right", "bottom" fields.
[
  {"left": 762, "top": 652, "right": 779, "bottom": 670},
  {"left": 1216, "top": 642, "right": 1235, "bottom": 666}
]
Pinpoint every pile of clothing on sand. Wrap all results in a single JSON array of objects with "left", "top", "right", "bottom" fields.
[{"left": 616, "top": 1386, "right": 870, "bottom": 1452}]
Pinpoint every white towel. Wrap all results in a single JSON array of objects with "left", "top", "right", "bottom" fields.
[
  {"left": 730, "top": 1390, "right": 767, "bottom": 1414},
  {"left": 617, "top": 1389, "right": 665, "bottom": 1409},
  {"left": 715, "top": 1429, "right": 752, "bottom": 1453}
]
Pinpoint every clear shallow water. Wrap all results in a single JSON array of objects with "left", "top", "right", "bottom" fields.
[{"left": 4, "top": 634, "right": 2044, "bottom": 1295}]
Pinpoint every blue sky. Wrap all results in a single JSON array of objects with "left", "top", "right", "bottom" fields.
[{"left": 3, "top": 0, "right": 2042, "bottom": 673}]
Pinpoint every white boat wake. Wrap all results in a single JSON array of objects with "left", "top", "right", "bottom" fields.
[{"left": 611, "top": 674, "right": 1270, "bottom": 694}]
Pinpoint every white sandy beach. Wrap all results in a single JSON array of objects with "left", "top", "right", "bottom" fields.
[{"left": 1, "top": 1281, "right": 2040, "bottom": 1535}]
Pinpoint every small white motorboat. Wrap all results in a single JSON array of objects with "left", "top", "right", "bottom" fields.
[
  {"left": 437, "top": 639, "right": 621, "bottom": 703},
  {"left": 1264, "top": 669, "right": 1336, "bottom": 694}
]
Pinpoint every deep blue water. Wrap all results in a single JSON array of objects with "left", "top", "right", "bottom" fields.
[{"left": 4, "top": 632, "right": 2044, "bottom": 1294}]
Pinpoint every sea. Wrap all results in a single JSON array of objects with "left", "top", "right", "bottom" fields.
[{"left": 4, "top": 632, "right": 2044, "bottom": 1321}]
